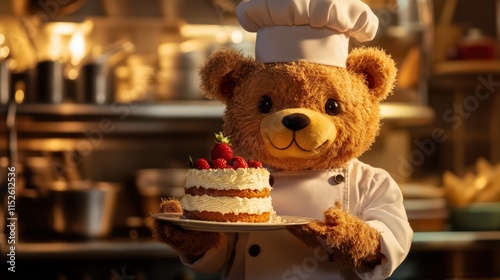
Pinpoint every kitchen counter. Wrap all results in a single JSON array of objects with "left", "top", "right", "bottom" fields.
[
  {"left": 2, "top": 231, "right": 498, "bottom": 258},
  {"left": 0, "top": 236, "right": 217, "bottom": 280},
  {"left": 2, "top": 238, "right": 177, "bottom": 260},
  {"left": 412, "top": 230, "right": 500, "bottom": 249}
]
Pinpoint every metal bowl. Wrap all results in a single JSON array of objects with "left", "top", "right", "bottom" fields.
[{"left": 47, "top": 181, "right": 120, "bottom": 238}]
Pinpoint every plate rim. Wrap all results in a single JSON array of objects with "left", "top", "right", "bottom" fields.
[{"left": 151, "top": 213, "right": 314, "bottom": 232}]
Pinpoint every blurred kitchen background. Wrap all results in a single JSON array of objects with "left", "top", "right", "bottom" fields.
[{"left": 0, "top": 0, "right": 499, "bottom": 279}]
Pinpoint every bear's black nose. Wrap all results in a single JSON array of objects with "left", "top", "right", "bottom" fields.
[{"left": 282, "top": 113, "right": 310, "bottom": 131}]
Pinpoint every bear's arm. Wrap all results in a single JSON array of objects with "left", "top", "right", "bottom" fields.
[
  {"left": 353, "top": 167, "right": 413, "bottom": 279},
  {"left": 178, "top": 233, "right": 237, "bottom": 274}
]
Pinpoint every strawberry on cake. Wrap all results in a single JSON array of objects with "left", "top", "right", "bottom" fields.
[{"left": 181, "top": 132, "right": 273, "bottom": 222}]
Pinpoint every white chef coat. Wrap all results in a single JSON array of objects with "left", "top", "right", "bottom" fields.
[{"left": 180, "top": 159, "right": 413, "bottom": 280}]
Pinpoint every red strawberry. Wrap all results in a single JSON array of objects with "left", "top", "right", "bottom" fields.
[
  {"left": 229, "top": 156, "right": 248, "bottom": 169},
  {"left": 193, "top": 158, "right": 211, "bottom": 170},
  {"left": 212, "top": 143, "right": 232, "bottom": 161},
  {"left": 248, "top": 159, "right": 263, "bottom": 168},
  {"left": 211, "top": 132, "right": 233, "bottom": 161},
  {"left": 211, "top": 158, "right": 228, "bottom": 169}
]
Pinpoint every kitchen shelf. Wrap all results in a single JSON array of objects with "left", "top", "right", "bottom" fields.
[
  {"left": 411, "top": 231, "right": 500, "bottom": 250},
  {"left": 433, "top": 60, "right": 500, "bottom": 76},
  {"left": 0, "top": 101, "right": 433, "bottom": 126},
  {"left": 430, "top": 60, "right": 500, "bottom": 91},
  {"left": 0, "top": 101, "right": 434, "bottom": 152},
  {"left": 1, "top": 238, "right": 177, "bottom": 260},
  {"left": 379, "top": 103, "right": 434, "bottom": 127},
  {"left": 0, "top": 100, "right": 225, "bottom": 119},
  {"left": 2, "top": 231, "right": 497, "bottom": 259}
]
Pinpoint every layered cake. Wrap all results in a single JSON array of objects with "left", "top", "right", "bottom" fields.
[{"left": 180, "top": 132, "right": 273, "bottom": 222}]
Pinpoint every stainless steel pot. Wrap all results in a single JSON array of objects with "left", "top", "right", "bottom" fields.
[
  {"left": 18, "top": 181, "right": 120, "bottom": 239},
  {"left": 46, "top": 181, "right": 119, "bottom": 238}
]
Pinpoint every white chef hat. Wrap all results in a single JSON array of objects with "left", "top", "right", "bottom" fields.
[{"left": 236, "top": 0, "right": 379, "bottom": 68}]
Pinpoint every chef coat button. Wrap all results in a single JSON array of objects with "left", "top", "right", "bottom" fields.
[
  {"left": 248, "top": 244, "right": 260, "bottom": 257},
  {"left": 333, "top": 174, "right": 345, "bottom": 184}
]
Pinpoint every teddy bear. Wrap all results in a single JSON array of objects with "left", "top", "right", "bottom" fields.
[{"left": 153, "top": 0, "right": 413, "bottom": 279}]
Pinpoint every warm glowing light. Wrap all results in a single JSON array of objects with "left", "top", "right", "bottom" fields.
[
  {"left": 48, "top": 34, "right": 63, "bottom": 60},
  {"left": 0, "top": 46, "right": 9, "bottom": 58},
  {"left": 7, "top": 59, "right": 17, "bottom": 69},
  {"left": 159, "top": 43, "right": 177, "bottom": 56},
  {"left": 69, "top": 31, "right": 85, "bottom": 65},
  {"left": 67, "top": 68, "right": 78, "bottom": 80},
  {"left": 81, "top": 20, "right": 94, "bottom": 34},
  {"left": 0, "top": 34, "right": 5, "bottom": 45},
  {"left": 15, "top": 89, "right": 24, "bottom": 103},
  {"left": 14, "top": 81, "right": 26, "bottom": 104},
  {"left": 231, "top": 31, "right": 243, "bottom": 44},
  {"left": 180, "top": 24, "right": 224, "bottom": 38},
  {"left": 215, "top": 31, "right": 227, "bottom": 44},
  {"left": 180, "top": 40, "right": 201, "bottom": 53},
  {"left": 50, "top": 22, "right": 79, "bottom": 35},
  {"left": 122, "top": 41, "right": 135, "bottom": 53}
]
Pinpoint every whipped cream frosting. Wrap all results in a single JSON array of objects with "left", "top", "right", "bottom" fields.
[
  {"left": 185, "top": 168, "right": 271, "bottom": 191},
  {"left": 181, "top": 194, "right": 272, "bottom": 215}
]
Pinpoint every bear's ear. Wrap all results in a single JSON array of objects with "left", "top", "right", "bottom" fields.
[
  {"left": 199, "top": 48, "right": 258, "bottom": 104},
  {"left": 346, "top": 47, "right": 397, "bottom": 102}
]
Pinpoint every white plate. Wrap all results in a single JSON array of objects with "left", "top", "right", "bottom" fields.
[{"left": 151, "top": 213, "right": 315, "bottom": 232}]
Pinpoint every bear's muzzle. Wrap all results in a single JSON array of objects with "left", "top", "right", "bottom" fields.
[{"left": 260, "top": 108, "right": 336, "bottom": 158}]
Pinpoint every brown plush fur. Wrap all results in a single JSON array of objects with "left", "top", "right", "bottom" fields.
[
  {"left": 287, "top": 203, "right": 383, "bottom": 271},
  {"left": 199, "top": 47, "right": 396, "bottom": 270},
  {"left": 155, "top": 47, "right": 397, "bottom": 270},
  {"left": 200, "top": 47, "right": 396, "bottom": 171},
  {"left": 153, "top": 199, "right": 227, "bottom": 259}
]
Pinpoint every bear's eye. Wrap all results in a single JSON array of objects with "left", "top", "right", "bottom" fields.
[
  {"left": 258, "top": 96, "right": 273, "bottom": 113},
  {"left": 325, "top": 99, "right": 340, "bottom": 116}
]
